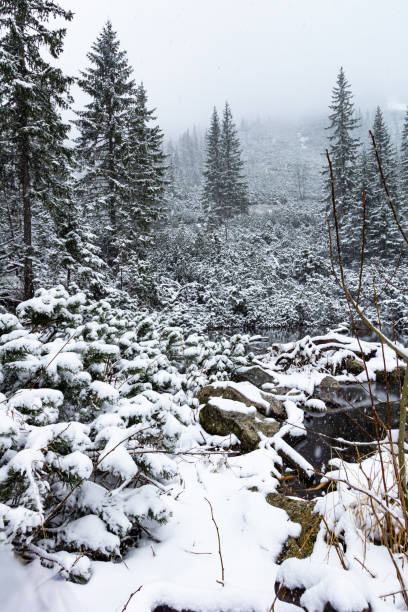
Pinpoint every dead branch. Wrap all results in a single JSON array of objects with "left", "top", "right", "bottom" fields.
[
  {"left": 204, "top": 496, "right": 225, "bottom": 585},
  {"left": 121, "top": 585, "right": 143, "bottom": 612}
]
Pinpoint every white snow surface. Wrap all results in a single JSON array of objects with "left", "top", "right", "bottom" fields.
[
  {"left": 211, "top": 380, "right": 270, "bottom": 410},
  {"left": 207, "top": 396, "right": 257, "bottom": 414},
  {"left": 60, "top": 515, "right": 120, "bottom": 557},
  {"left": 7, "top": 443, "right": 403, "bottom": 612},
  {"left": 2, "top": 329, "right": 407, "bottom": 612},
  {"left": 2, "top": 425, "right": 406, "bottom": 612},
  {"left": 3, "top": 452, "right": 300, "bottom": 612}
]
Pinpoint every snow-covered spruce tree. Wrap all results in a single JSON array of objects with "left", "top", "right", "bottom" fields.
[
  {"left": 364, "top": 107, "right": 400, "bottom": 258},
  {"left": 202, "top": 107, "right": 223, "bottom": 222},
  {"left": 219, "top": 102, "right": 249, "bottom": 221},
  {"left": 399, "top": 107, "right": 408, "bottom": 209},
  {"left": 164, "top": 141, "right": 185, "bottom": 220},
  {"left": 114, "top": 83, "right": 166, "bottom": 300},
  {"left": 74, "top": 20, "right": 135, "bottom": 266},
  {"left": 46, "top": 192, "right": 107, "bottom": 297},
  {"left": 0, "top": 0, "right": 73, "bottom": 300},
  {"left": 121, "top": 84, "right": 166, "bottom": 240},
  {"left": 0, "top": 95, "right": 20, "bottom": 304},
  {"left": 324, "top": 67, "right": 360, "bottom": 262},
  {"left": 203, "top": 102, "right": 248, "bottom": 226}
]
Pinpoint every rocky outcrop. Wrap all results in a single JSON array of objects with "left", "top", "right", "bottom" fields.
[
  {"left": 198, "top": 381, "right": 285, "bottom": 420},
  {"left": 274, "top": 582, "right": 370, "bottom": 612},
  {"left": 199, "top": 400, "right": 280, "bottom": 452},
  {"left": 274, "top": 557, "right": 371, "bottom": 612}
]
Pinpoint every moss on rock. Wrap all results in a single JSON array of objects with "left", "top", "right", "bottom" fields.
[
  {"left": 199, "top": 403, "right": 280, "bottom": 452},
  {"left": 266, "top": 493, "right": 320, "bottom": 562}
]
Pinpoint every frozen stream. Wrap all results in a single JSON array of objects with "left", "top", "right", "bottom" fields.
[{"left": 280, "top": 382, "right": 401, "bottom": 498}]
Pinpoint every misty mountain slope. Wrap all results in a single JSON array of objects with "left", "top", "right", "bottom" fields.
[{"left": 239, "top": 116, "right": 327, "bottom": 207}]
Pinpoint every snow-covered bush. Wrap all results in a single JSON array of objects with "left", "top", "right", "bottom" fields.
[{"left": 0, "top": 286, "right": 249, "bottom": 582}]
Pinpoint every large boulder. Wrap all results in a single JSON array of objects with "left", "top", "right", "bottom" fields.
[
  {"left": 343, "top": 358, "right": 365, "bottom": 376},
  {"left": 275, "top": 558, "right": 371, "bottom": 612},
  {"left": 233, "top": 364, "right": 278, "bottom": 388},
  {"left": 376, "top": 366, "right": 405, "bottom": 389},
  {"left": 199, "top": 397, "right": 280, "bottom": 452},
  {"left": 197, "top": 380, "right": 285, "bottom": 420},
  {"left": 318, "top": 375, "right": 340, "bottom": 389}
]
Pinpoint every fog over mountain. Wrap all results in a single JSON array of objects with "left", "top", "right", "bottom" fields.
[{"left": 60, "top": 0, "right": 408, "bottom": 134}]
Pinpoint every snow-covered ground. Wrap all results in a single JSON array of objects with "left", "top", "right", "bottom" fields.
[
  {"left": 2, "top": 441, "right": 406, "bottom": 612},
  {"left": 1, "top": 291, "right": 408, "bottom": 612},
  {"left": 1, "top": 447, "right": 297, "bottom": 612}
]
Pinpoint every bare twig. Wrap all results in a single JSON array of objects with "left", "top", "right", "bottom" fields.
[
  {"left": 356, "top": 189, "right": 367, "bottom": 307},
  {"left": 121, "top": 585, "right": 143, "bottom": 612},
  {"left": 321, "top": 516, "right": 347, "bottom": 570},
  {"left": 204, "top": 497, "right": 225, "bottom": 585},
  {"left": 380, "top": 589, "right": 407, "bottom": 599},
  {"left": 353, "top": 555, "right": 376, "bottom": 578}
]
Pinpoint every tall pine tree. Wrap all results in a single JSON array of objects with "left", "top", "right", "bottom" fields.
[
  {"left": 115, "top": 83, "right": 166, "bottom": 295},
  {"left": 324, "top": 68, "right": 361, "bottom": 263},
  {"left": 364, "top": 107, "right": 399, "bottom": 258},
  {"left": 400, "top": 108, "right": 408, "bottom": 205},
  {"left": 325, "top": 67, "right": 360, "bottom": 208},
  {"left": 123, "top": 83, "right": 166, "bottom": 239},
  {"left": 0, "top": 0, "right": 73, "bottom": 299},
  {"left": 203, "top": 107, "right": 222, "bottom": 219},
  {"left": 219, "top": 102, "right": 248, "bottom": 220},
  {"left": 178, "top": 128, "right": 203, "bottom": 187},
  {"left": 75, "top": 20, "right": 135, "bottom": 265},
  {"left": 203, "top": 103, "right": 248, "bottom": 224}
]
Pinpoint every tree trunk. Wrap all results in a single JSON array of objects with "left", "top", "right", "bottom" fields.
[
  {"left": 16, "top": 3, "right": 33, "bottom": 300},
  {"left": 107, "top": 131, "right": 117, "bottom": 266},
  {"left": 23, "top": 160, "right": 33, "bottom": 299},
  {"left": 19, "top": 106, "right": 33, "bottom": 299}
]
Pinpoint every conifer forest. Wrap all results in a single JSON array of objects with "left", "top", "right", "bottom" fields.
[{"left": 2, "top": 2, "right": 408, "bottom": 611}]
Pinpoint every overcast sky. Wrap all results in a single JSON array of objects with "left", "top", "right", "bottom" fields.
[{"left": 59, "top": 0, "right": 408, "bottom": 136}]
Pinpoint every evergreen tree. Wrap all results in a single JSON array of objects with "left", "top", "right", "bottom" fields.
[
  {"left": 124, "top": 83, "right": 166, "bottom": 238},
  {"left": 203, "top": 103, "right": 248, "bottom": 224},
  {"left": 44, "top": 183, "right": 107, "bottom": 297},
  {"left": 325, "top": 67, "right": 360, "bottom": 214},
  {"left": 400, "top": 108, "right": 408, "bottom": 204},
  {"left": 0, "top": 0, "right": 74, "bottom": 299},
  {"left": 219, "top": 102, "right": 249, "bottom": 220},
  {"left": 115, "top": 83, "right": 166, "bottom": 297},
  {"left": 164, "top": 141, "right": 185, "bottom": 224},
  {"left": 203, "top": 107, "right": 222, "bottom": 218},
  {"left": 167, "top": 141, "right": 184, "bottom": 195},
  {"left": 364, "top": 106, "right": 400, "bottom": 258},
  {"left": 75, "top": 20, "right": 135, "bottom": 264}
]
